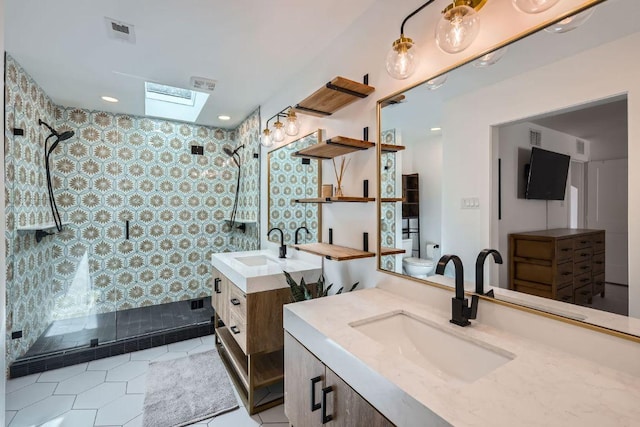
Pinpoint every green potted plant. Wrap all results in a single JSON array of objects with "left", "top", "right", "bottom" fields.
[{"left": 283, "top": 271, "right": 359, "bottom": 302}]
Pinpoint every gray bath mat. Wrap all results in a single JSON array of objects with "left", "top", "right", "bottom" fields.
[{"left": 142, "top": 350, "right": 238, "bottom": 427}]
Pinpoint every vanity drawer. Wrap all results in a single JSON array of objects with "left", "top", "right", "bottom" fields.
[
  {"left": 228, "top": 283, "right": 247, "bottom": 321},
  {"left": 593, "top": 272, "right": 605, "bottom": 296},
  {"left": 556, "top": 283, "right": 573, "bottom": 304},
  {"left": 573, "top": 247, "right": 592, "bottom": 262},
  {"left": 556, "top": 261, "right": 574, "bottom": 285},
  {"left": 574, "top": 259, "right": 592, "bottom": 275},
  {"left": 573, "top": 272, "right": 592, "bottom": 290},
  {"left": 556, "top": 239, "right": 574, "bottom": 261},
  {"left": 593, "top": 252, "right": 605, "bottom": 274},
  {"left": 514, "top": 239, "right": 553, "bottom": 260},
  {"left": 228, "top": 310, "right": 247, "bottom": 354},
  {"left": 514, "top": 261, "right": 553, "bottom": 284},
  {"left": 574, "top": 236, "right": 592, "bottom": 249},
  {"left": 574, "top": 283, "right": 592, "bottom": 306},
  {"left": 592, "top": 232, "right": 605, "bottom": 253}
]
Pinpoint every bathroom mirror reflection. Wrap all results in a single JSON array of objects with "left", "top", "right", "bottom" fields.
[
  {"left": 267, "top": 130, "right": 322, "bottom": 246},
  {"left": 378, "top": 0, "right": 640, "bottom": 334}
]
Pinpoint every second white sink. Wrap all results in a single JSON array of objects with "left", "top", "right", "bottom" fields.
[
  {"left": 351, "top": 311, "right": 514, "bottom": 384},
  {"left": 235, "top": 254, "right": 279, "bottom": 266}
]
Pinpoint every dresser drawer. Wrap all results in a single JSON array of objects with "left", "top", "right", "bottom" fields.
[
  {"left": 592, "top": 252, "right": 605, "bottom": 274},
  {"left": 556, "top": 283, "right": 573, "bottom": 304},
  {"left": 574, "top": 283, "right": 592, "bottom": 306},
  {"left": 573, "top": 272, "right": 592, "bottom": 290},
  {"left": 574, "top": 259, "right": 592, "bottom": 275},
  {"left": 227, "top": 310, "right": 247, "bottom": 354},
  {"left": 574, "top": 236, "right": 592, "bottom": 249},
  {"left": 514, "top": 261, "right": 553, "bottom": 284},
  {"left": 592, "top": 232, "right": 605, "bottom": 253},
  {"left": 556, "top": 239, "right": 574, "bottom": 261},
  {"left": 556, "top": 261, "right": 573, "bottom": 285},
  {"left": 514, "top": 239, "right": 554, "bottom": 260},
  {"left": 593, "top": 272, "right": 605, "bottom": 296},
  {"left": 573, "top": 247, "right": 592, "bottom": 262}
]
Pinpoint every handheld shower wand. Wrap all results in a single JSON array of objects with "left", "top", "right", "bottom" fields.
[{"left": 223, "top": 144, "right": 245, "bottom": 230}]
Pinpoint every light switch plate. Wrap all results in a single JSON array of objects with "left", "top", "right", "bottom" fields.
[{"left": 461, "top": 197, "right": 480, "bottom": 209}]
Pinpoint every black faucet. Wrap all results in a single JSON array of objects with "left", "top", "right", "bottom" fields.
[
  {"left": 294, "top": 226, "right": 310, "bottom": 245},
  {"left": 436, "top": 254, "right": 478, "bottom": 327},
  {"left": 475, "top": 249, "right": 503, "bottom": 297},
  {"left": 268, "top": 227, "right": 287, "bottom": 259}
]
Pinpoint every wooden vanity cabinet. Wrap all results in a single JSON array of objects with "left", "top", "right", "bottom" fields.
[
  {"left": 211, "top": 267, "right": 292, "bottom": 415},
  {"left": 508, "top": 229, "right": 605, "bottom": 306},
  {"left": 285, "top": 332, "right": 394, "bottom": 427}
]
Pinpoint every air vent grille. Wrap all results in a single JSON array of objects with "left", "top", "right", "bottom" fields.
[
  {"left": 105, "top": 17, "right": 136, "bottom": 44},
  {"left": 576, "top": 139, "right": 585, "bottom": 155},
  {"left": 529, "top": 129, "right": 542, "bottom": 147},
  {"left": 190, "top": 76, "right": 217, "bottom": 92}
]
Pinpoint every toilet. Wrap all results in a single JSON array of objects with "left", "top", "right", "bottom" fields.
[{"left": 402, "top": 239, "right": 439, "bottom": 279}]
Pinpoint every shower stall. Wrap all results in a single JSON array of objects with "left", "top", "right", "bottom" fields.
[{"left": 5, "top": 55, "right": 261, "bottom": 376}]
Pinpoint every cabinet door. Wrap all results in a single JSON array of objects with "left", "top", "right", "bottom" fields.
[
  {"left": 212, "top": 269, "right": 229, "bottom": 326},
  {"left": 325, "top": 367, "right": 393, "bottom": 427},
  {"left": 285, "top": 333, "right": 325, "bottom": 427}
]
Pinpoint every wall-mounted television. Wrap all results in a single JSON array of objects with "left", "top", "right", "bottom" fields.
[{"left": 525, "top": 147, "right": 570, "bottom": 200}]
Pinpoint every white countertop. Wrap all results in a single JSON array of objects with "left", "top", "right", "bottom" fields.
[
  {"left": 284, "top": 287, "right": 640, "bottom": 426},
  {"left": 211, "top": 249, "right": 321, "bottom": 293}
]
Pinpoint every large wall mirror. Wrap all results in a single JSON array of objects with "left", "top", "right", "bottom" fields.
[
  {"left": 378, "top": 0, "right": 640, "bottom": 336},
  {"left": 268, "top": 130, "right": 322, "bottom": 245}
]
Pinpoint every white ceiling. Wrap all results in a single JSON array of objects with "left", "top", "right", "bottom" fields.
[{"left": 5, "top": 0, "right": 378, "bottom": 128}]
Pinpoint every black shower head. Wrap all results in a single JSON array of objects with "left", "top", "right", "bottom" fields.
[
  {"left": 47, "top": 131, "right": 75, "bottom": 156},
  {"left": 223, "top": 147, "right": 234, "bottom": 157}
]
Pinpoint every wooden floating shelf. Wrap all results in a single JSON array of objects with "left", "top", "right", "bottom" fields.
[
  {"left": 380, "top": 94, "right": 406, "bottom": 108},
  {"left": 292, "top": 136, "right": 374, "bottom": 159},
  {"left": 294, "top": 76, "right": 375, "bottom": 117},
  {"left": 381, "top": 197, "right": 405, "bottom": 203},
  {"left": 380, "top": 247, "right": 406, "bottom": 256},
  {"left": 295, "top": 196, "right": 376, "bottom": 204},
  {"left": 381, "top": 144, "right": 406, "bottom": 153},
  {"left": 293, "top": 243, "right": 375, "bottom": 261},
  {"left": 17, "top": 221, "right": 70, "bottom": 232}
]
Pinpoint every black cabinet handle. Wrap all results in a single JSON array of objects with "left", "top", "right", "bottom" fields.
[
  {"left": 595, "top": 261, "right": 603, "bottom": 264},
  {"left": 214, "top": 278, "right": 221, "bottom": 294},
  {"left": 580, "top": 253, "right": 588, "bottom": 257},
  {"left": 561, "top": 295, "right": 572, "bottom": 302},
  {"left": 580, "top": 266, "right": 589, "bottom": 270},
  {"left": 230, "top": 298, "right": 240, "bottom": 306},
  {"left": 230, "top": 326, "right": 240, "bottom": 334},
  {"left": 561, "top": 248, "right": 571, "bottom": 252},
  {"left": 580, "top": 240, "right": 588, "bottom": 244},
  {"left": 561, "top": 272, "right": 571, "bottom": 276},
  {"left": 580, "top": 278, "right": 589, "bottom": 283},
  {"left": 321, "top": 386, "right": 334, "bottom": 424},
  {"left": 125, "top": 220, "right": 130, "bottom": 240},
  {"left": 310, "top": 376, "right": 322, "bottom": 411}
]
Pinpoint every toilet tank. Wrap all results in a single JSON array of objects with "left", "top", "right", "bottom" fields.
[{"left": 402, "top": 239, "right": 413, "bottom": 259}]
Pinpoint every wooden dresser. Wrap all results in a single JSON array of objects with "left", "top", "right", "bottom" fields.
[{"left": 508, "top": 229, "right": 605, "bottom": 306}]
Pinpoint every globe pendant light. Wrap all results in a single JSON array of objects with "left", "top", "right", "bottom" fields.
[
  {"left": 261, "top": 128, "right": 273, "bottom": 147},
  {"left": 272, "top": 120, "right": 285, "bottom": 143},
  {"left": 386, "top": 36, "right": 417, "bottom": 80},
  {"left": 512, "top": 0, "right": 561, "bottom": 14},
  {"left": 285, "top": 108, "right": 300, "bottom": 136},
  {"left": 435, "top": 2, "right": 481, "bottom": 54},
  {"left": 544, "top": 7, "right": 595, "bottom": 33}
]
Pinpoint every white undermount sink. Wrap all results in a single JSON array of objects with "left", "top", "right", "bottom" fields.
[
  {"left": 351, "top": 311, "right": 514, "bottom": 384},
  {"left": 234, "top": 254, "right": 280, "bottom": 266}
]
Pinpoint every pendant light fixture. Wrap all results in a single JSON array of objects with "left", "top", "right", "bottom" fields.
[
  {"left": 260, "top": 106, "right": 300, "bottom": 148},
  {"left": 285, "top": 108, "right": 300, "bottom": 136},
  {"left": 261, "top": 128, "right": 273, "bottom": 147},
  {"left": 544, "top": 7, "right": 595, "bottom": 33},
  {"left": 512, "top": 0, "right": 560, "bottom": 14},
  {"left": 425, "top": 73, "right": 448, "bottom": 90},
  {"left": 272, "top": 119, "right": 285, "bottom": 143},
  {"left": 435, "top": 1, "right": 482, "bottom": 54},
  {"left": 386, "top": 0, "right": 488, "bottom": 80}
]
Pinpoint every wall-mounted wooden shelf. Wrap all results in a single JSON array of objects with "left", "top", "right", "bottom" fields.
[
  {"left": 381, "top": 197, "right": 405, "bottom": 203},
  {"left": 380, "top": 247, "right": 406, "bottom": 256},
  {"left": 380, "top": 94, "right": 406, "bottom": 108},
  {"left": 292, "top": 136, "right": 374, "bottom": 159},
  {"left": 381, "top": 144, "right": 406, "bottom": 153},
  {"left": 295, "top": 196, "right": 375, "bottom": 204},
  {"left": 293, "top": 243, "right": 375, "bottom": 261},
  {"left": 17, "top": 222, "right": 71, "bottom": 243},
  {"left": 294, "top": 76, "right": 375, "bottom": 117}
]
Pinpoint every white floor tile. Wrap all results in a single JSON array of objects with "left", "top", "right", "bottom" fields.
[
  {"left": 73, "top": 382, "right": 126, "bottom": 409},
  {"left": 6, "top": 373, "right": 40, "bottom": 394},
  {"left": 260, "top": 424, "right": 288, "bottom": 427},
  {"left": 167, "top": 337, "right": 202, "bottom": 352},
  {"left": 8, "top": 395, "right": 75, "bottom": 427},
  {"left": 258, "top": 404, "right": 288, "bottom": 424},
  {"left": 38, "top": 363, "right": 87, "bottom": 383},
  {"left": 207, "top": 407, "right": 261, "bottom": 427},
  {"left": 126, "top": 373, "right": 147, "bottom": 395},
  {"left": 88, "top": 353, "right": 130, "bottom": 371},
  {"left": 40, "top": 409, "right": 97, "bottom": 427},
  {"left": 6, "top": 382, "right": 58, "bottom": 411},
  {"left": 129, "top": 345, "right": 168, "bottom": 361},
  {"left": 200, "top": 334, "right": 216, "bottom": 346},
  {"left": 189, "top": 343, "right": 216, "bottom": 355},
  {"left": 94, "top": 394, "right": 144, "bottom": 426},
  {"left": 105, "top": 360, "right": 149, "bottom": 382},
  {"left": 152, "top": 351, "right": 188, "bottom": 362},
  {"left": 5, "top": 411, "right": 16, "bottom": 427},
  {"left": 124, "top": 414, "right": 143, "bottom": 427},
  {"left": 54, "top": 370, "right": 106, "bottom": 395}
]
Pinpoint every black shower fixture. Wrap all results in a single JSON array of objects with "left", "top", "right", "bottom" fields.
[
  {"left": 223, "top": 144, "right": 245, "bottom": 230},
  {"left": 39, "top": 119, "right": 75, "bottom": 233}
]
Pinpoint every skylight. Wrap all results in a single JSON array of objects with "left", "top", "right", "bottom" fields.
[{"left": 144, "top": 82, "right": 209, "bottom": 122}]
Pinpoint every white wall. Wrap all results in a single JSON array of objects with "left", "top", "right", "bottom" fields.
[
  {"left": 444, "top": 31, "right": 640, "bottom": 316},
  {"left": 496, "top": 121, "right": 590, "bottom": 287}
]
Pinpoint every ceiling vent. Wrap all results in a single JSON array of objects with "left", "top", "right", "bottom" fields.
[
  {"left": 576, "top": 139, "right": 585, "bottom": 155},
  {"left": 105, "top": 17, "right": 136, "bottom": 44},
  {"left": 529, "top": 129, "right": 542, "bottom": 147},
  {"left": 190, "top": 76, "right": 217, "bottom": 93}
]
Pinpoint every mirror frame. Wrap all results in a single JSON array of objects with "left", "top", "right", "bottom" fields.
[
  {"left": 375, "top": 0, "right": 640, "bottom": 344},
  {"left": 267, "top": 129, "right": 323, "bottom": 245}
]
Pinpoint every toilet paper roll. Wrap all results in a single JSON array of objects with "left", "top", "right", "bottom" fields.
[{"left": 426, "top": 243, "right": 440, "bottom": 259}]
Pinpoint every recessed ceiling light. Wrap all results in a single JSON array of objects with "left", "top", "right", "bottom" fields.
[
  {"left": 218, "top": 115, "right": 231, "bottom": 121},
  {"left": 431, "top": 127, "right": 441, "bottom": 132},
  {"left": 101, "top": 96, "right": 119, "bottom": 103}
]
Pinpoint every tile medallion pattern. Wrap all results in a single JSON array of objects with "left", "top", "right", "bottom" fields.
[
  {"left": 268, "top": 130, "right": 321, "bottom": 246},
  {"left": 4, "top": 55, "right": 261, "bottom": 366},
  {"left": 380, "top": 129, "right": 399, "bottom": 271}
]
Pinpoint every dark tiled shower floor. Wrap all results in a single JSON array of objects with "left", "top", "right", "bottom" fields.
[{"left": 11, "top": 297, "right": 214, "bottom": 378}]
